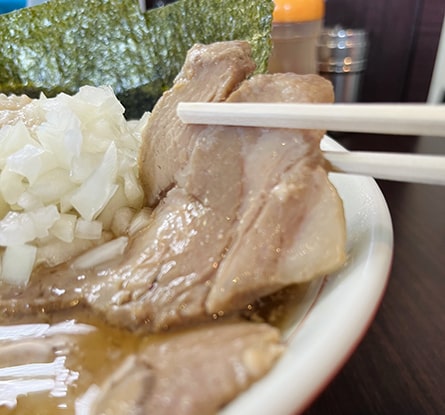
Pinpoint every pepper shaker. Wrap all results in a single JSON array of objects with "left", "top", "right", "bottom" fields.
[{"left": 318, "top": 26, "right": 368, "bottom": 102}]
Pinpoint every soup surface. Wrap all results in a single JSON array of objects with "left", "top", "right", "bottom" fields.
[{"left": 0, "top": 283, "right": 316, "bottom": 414}]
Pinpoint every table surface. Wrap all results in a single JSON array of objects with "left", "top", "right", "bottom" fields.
[{"left": 303, "top": 133, "right": 445, "bottom": 415}]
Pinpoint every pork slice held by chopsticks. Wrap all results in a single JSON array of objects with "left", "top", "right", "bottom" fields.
[{"left": 203, "top": 72, "right": 346, "bottom": 313}]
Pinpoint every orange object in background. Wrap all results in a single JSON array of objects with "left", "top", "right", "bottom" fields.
[
  {"left": 273, "top": 0, "right": 325, "bottom": 22},
  {"left": 268, "top": 0, "right": 325, "bottom": 75}
]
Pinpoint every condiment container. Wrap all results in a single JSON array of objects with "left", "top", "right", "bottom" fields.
[
  {"left": 268, "top": 0, "right": 325, "bottom": 74},
  {"left": 318, "top": 26, "right": 368, "bottom": 102}
]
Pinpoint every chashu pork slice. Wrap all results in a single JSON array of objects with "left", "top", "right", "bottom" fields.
[
  {"left": 204, "top": 73, "right": 346, "bottom": 312},
  {"left": 82, "top": 322, "right": 282, "bottom": 415},
  {"left": 139, "top": 40, "right": 256, "bottom": 206},
  {"left": 0, "top": 41, "right": 346, "bottom": 332}
]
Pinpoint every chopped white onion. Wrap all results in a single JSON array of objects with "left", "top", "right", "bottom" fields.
[
  {"left": 17, "top": 191, "right": 43, "bottom": 211},
  {"left": 35, "top": 232, "right": 113, "bottom": 269},
  {"left": 96, "top": 186, "right": 130, "bottom": 230},
  {"left": 69, "top": 153, "right": 103, "bottom": 184},
  {"left": 70, "top": 142, "right": 118, "bottom": 221},
  {"left": 75, "top": 219, "right": 103, "bottom": 240},
  {"left": 36, "top": 106, "right": 82, "bottom": 169},
  {"left": 0, "top": 211, "right": 35, "bottom": 245},
  {"left": 128, "top": 208, "right": 153, "bottom": 236},
  {"left": 123, "top": 169, "right": 144, "bottom": 207},
  {"left": 72, "top": 236, "right": 128, "bottom": 270},
  {"left": 28, "top": 168, "right": 76, "bottom": 205},
  {"left": 0, "top": 122, "right": 35, "bottom": 168},
  {"left": 111, "top": 207, "right": 135, "bottom": 236},
  {"left": 0, "top": 86, "right": 149, "bottom": 285},
  {"left": 6, "top": 144, "right": 45, "bottom": 184},
  {"left": 28, "top": 205, "right": 60, "bottom": 239},
  {"left": 50, "top": 213, "right": 77, "bottom": 243},
  {"left": 0, "top": 206, "right": 59, "bottom": 246},
  {"left": 0, "top": 169, "right": 26, "bottom": 205},
  {"left": 2, "top": 244, "right": 37, "bottom": 285}
]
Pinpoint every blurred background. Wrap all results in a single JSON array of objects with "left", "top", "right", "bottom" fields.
[
  {"left": 143, "top": 0, "right": 445, "bottom": 104},
  {"left": 1, "top": 0, "right": 444, "bottom": 104},
  {"left": 323, "top": 0, "right": 445, "bottom": 104}
]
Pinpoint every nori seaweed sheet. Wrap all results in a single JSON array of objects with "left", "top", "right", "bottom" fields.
[{"left": 0, "top": 0, "right": 273, "bottom": 118}]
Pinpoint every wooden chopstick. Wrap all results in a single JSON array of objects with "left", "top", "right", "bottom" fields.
[
  {"left": 324, "top": 151, "right": 445, "bottom": 185},
  {"left": 177, "top": 102, "right": 445, "bottom": 186},
  {"left": 177, "top": 102, "right": 445, "bottom": 137}
]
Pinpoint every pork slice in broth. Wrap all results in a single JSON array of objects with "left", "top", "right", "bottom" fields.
[
  {"left": 0, "top": 41, "right": 346, "bottom": 333},
  {"left": 81, "top": 322, "right": 282, "bottom": 415}
]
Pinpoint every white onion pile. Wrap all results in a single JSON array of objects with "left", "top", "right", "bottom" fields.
[{"left": 0, "top": 86, "right": 150, "bottom": 285}]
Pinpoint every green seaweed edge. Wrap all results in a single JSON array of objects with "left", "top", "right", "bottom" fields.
[{"left": 0, "top": 0, "right": 274, "bottom": 118}]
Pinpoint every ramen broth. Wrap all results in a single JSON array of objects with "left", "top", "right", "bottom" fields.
[{"left": 0, "top": 282, "right": 317, "bottom": 414}]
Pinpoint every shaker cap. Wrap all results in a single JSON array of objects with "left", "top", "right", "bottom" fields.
[{"left": 273, "top": 0, "right": 325, "bottom": 23}]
